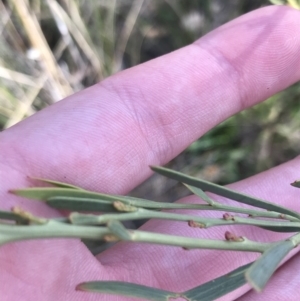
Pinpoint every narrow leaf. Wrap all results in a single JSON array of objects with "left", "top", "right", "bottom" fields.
[
  {"left": 47, "top": 196, "right": 206, "bottom": 212},
  {"left": 11, "top": 188, "right": 149, "bottom": 210},
  {"left": 183, "top": 262, "right": 253, "bottom": 301},
  {"left": 185, "top": 184, "right": 214, "bottom": 205},
  {"left": 151, "top": 166, "right": 300, "bottom": 219},
  {"left": 258, "top": 225, "right": 300, "bottom": 233},
  {"left": 76, "top": 281, "right": 179, "bottom": 301},
  {"left": 29, "top": 177, "right": 83, "bottom": 190},
  {"left": 245, "top": 241, "right": 294, "bottom": 292},
  {"left": 107, "top": 220, "right": 132, "bottom": 240},
  {"left": 11, "top": 187, "right": 222, "bottom": 211},
  {"left": 47, "top": 197, "right": 117, "bottom": 212},
  {"left": 10, "top": 187, "right": 113, "bottom": 201}
]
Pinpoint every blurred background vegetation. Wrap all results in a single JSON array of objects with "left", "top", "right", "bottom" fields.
[{"left": 0, "top": 0, "right": 299, "bottom": 204}]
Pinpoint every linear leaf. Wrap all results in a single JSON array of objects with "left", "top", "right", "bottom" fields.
[
  {"left": 258, "top": 225, "right": 300, "bottom": 232},
  {"left": 183, "top": 262, "right": 253, "bottom": 301},
  {"left": 77, "top": 264, "right": 253, "bottom": 301},
  {"left": 11, "top": 187, "right": 224, "bottom": 211},
  {"left": 10, "top": 187, "right": 116, "bottom": 201},
  {"left": 107, "top": 220, "right": 131, "bottom": 240},
  {"left": 151, "top": 166, "right": 300, "bottom": 219},
  {"left": 183, "top": 185, "right": 298, "bottom": 222},
  {"left": 76, "top": 281, "right": 179, "bottom": 301},
  {"left": 29, "top": 177, "right": 83, "bottom": 190},
  {"left": 185, "top": 184, "right": 214, "bottom": 205},
  {"left": 245, "top": 241, "right": 294, "bottom": 292},
  {"left": 47, "top": 197, "right": 118, "bottom": 212},
  {"left": 11, "top": 188, "right": 149, "bottom": 210}
]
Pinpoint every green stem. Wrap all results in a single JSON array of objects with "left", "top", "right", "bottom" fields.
[
  {"left": 0, "top": 220, "right": 274, "bottom": 252},
  {"left": 185, "top": 184, "right": 299, "bottom": 222},
  {"left": 0, "top": 220, "right": 111, "bottom": 245},
  {"left": 70, "top": 209, "right": 300, "bottom": 231},
  {"left": 211, "top": 203, "right": 298, "bottom": 222},
  {"left": 128, "top": 231, "right": 272, "bottom": 252}
]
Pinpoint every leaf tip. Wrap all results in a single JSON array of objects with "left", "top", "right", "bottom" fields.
[
  {"left": 291, "top": 180, "right": 300, "bottom": 188},
  {"left": 8, "top": 189, "right": 19, "bottom": 195},
  {"left": 75, "top": 283, "right": 86, "bottom": 291}
]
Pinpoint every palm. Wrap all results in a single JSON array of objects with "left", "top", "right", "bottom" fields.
[{"left": 1, "top": 5, "right": 300, "bottom": 301}]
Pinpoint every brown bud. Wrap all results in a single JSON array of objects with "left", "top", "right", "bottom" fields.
[{"left": 225, "top": 231, "right": 244, "bottom": 242}]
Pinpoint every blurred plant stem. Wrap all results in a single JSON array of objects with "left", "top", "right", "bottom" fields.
[{"left": 0, "top": 216, "right": 275, "bottom": 253}]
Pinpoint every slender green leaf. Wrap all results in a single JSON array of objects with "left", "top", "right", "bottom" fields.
[
  {"left": 258, "top": 225, "right": 300, "bottom": 232},
  {"left": 180, "top": 184, "right": 298, "bottom": 222},
  {"left": 76, "top": 281, "right": 179, "bottom": 301},
  {"left": 11, "top": 188, "right": 150, "bottom": 211},
  {"left": 183, "top": 262, "right": 253, "bottom": 301},
  {"left": 245, "top": 241, "right": 294, "bottom": 292},
  {"left": 107, "top": 220, "right": 132, "bottom": 240},
  {"left": 151, "top": 166, "right": 300, "bottom": 219},
  {"left": 11, "top": 187, "right": 226, "bottom": 211},
  {"left": 47, "top": 196, "right": 213, "bottom": 212},
  {"left": 47, "top": 197, "right": 118, "bottom": 212},
  {"left": 77, "top": 263, "right": 254, "bottom": 301},
  {"left": 29, "top": 177, "right": 83, "bottom": 190},
  {"left": 10, "top": 187, "right": 114, "bottom": 201},
  {"left": 185, "top": 184, "right": 214, "bottom": 205}
]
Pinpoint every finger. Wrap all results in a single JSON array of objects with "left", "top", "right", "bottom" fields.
[{"left": 0, "top": 5, "right": 299, "bottom": 198}]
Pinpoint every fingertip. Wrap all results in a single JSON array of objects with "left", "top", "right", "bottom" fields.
[{"left": 193, "top": 5, "right": 300, "bottom": 110}]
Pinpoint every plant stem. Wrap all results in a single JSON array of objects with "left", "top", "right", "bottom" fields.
[
  {"left": 0, "top": 220, "right": 111, "bottom": 245},
  {"left": 127, "top": 230, "right": 272, "bottom": 252},
  {"left": 70, "top": 209, "right": 300, "bottom": 231},
  {"left": 0, "top": 219, "right": 274, "bottom": 252}
]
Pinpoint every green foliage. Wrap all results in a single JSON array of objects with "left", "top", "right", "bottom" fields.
[{"left": 3, "top": 167, "right": 300, "bottom": 300}]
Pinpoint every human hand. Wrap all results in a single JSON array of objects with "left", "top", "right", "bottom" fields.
[{"left": 0, "top": 5, "right": 300, "bottom": 301}]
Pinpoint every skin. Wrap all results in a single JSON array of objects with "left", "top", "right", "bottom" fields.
[{"left": 0, "top": 5, "right": 300, "bottom": 301}]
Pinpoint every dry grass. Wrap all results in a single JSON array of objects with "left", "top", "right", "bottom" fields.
[{"left": 0, "top": 0, "right": 152, "bottom": 128}]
